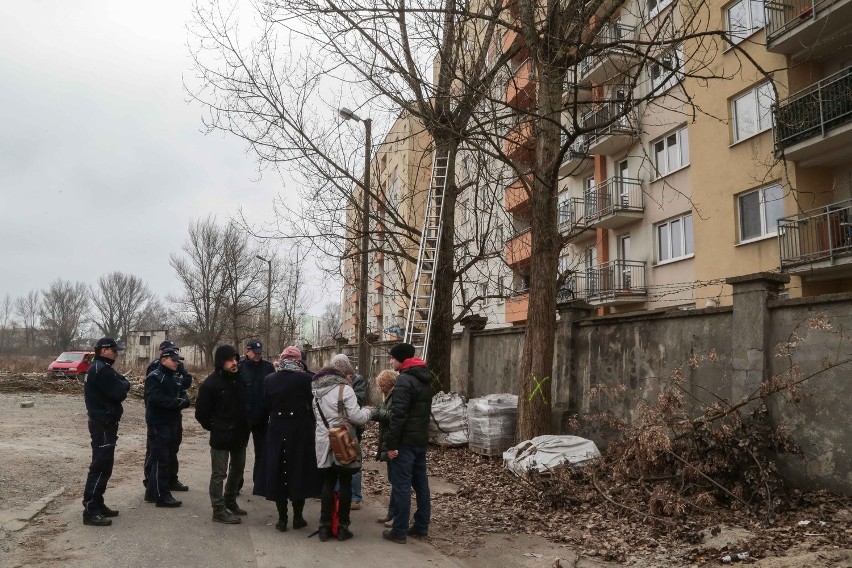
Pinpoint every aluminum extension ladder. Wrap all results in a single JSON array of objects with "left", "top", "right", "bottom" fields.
[{"left": 403, "top": 150, "right": 450, "bottom": 360}]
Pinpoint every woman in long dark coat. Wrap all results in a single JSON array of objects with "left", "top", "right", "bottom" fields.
[{"left": 253, "top": 346, "right": 321, "bottom": 531}]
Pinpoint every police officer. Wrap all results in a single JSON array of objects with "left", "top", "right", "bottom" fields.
[
  {"left": 143, "top": 340, "right": 192, "bottom": 493},
  {"left": 239, "top": 340, "right": 275, "bottom": 490},
  {"left": 82, "top": 337, "right": 130, "bottom": 527},
  {"left": 143, "top": 348, "right": 190, "bottom": 508}
]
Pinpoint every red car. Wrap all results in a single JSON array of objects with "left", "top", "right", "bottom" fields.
[{"left": 48, "top": 351, "right": 95, "bottom": 378}]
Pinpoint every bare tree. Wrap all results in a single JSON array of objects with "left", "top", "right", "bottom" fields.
[
  {"left": 14, "top": 290, "right": 40, "bottom": 351},
  {"left": 0, "top": 294, "right": 13, "bottom": 354},
  {"left": 169, "top": 216, "right": 230, "bottom": 366},
  {"left": 221, "top": 224, "right": 266, "bottom": 346},
  {"left": 320, "top": 302, "right": 343, "bottom": 346},
  {"left": 90, "top": 271, "right": 155, "bottom": 343},
  {"left": 40, "top": 279, "right": 90, "bottom": 352}
]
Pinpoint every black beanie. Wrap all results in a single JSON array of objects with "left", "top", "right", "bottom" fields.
[
  {"left": 214, "top": 344, "right": 239, "bottom": 371},
  {"left": 389, "top": 343, "right": 416, "bottom": 363}
]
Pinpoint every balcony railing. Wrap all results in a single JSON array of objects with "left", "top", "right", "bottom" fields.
[
  {"left": 578, "top": 22, "right": 637, "bottom": 81},
  {"left": 774, "top": 65, "right": 852, "bottom": 152},
  {"left": 557, "top": 197, "right": 587, "bottom": 233},
  {"left": 587, "top": 260, "right": 647, "bottom": 301},
  {"left": 778, "top": 197, "right": 852, "bottom": 271},
  {"left": 582, "top": 103, "right": 636, "bottom": 147},
  {"left": 559, "top": 131, "right": 592, "bottom": 168},
  {"left": 765, "top": 0, "right": 844, "bottom": 43},
  {"left": 585, "top": 177, "right": 643, "bottom": 222}
]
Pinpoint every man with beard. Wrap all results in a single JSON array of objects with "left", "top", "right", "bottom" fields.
[
  {"left": 238, "top": 340, "right": 275, "bottom": 490},
  {"left": 195, "top": 345, "right": 250, "bottom": 524},
  {"left": 82, "top": 337, "right": 130, "bottom": 526}
]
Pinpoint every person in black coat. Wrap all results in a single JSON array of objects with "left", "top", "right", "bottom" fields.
[
  {"left": 195, "top": 345, "right": 250, "bottom": 524},
  {"left": 238, "top": 339, "right": 275, "bottom": 490},
  {"left": 82, "top": 337, "right": 130, "bottom": 527},
  {"left": 253, "top": 345, "right": 321, "bottom": 532}
]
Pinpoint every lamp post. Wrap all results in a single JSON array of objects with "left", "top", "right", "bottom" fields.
[
  {"left": 255, "top": 255, "right": 272, "bottom": 354},
  {"left": 339, "top": 106, "right": 371, "bottom": 378}
]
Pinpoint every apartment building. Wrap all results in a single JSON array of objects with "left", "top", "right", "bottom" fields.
[
  {"left": 341, "top": 112, "right": 433, "bottom": 342},
  {"left": 493, "top": 0, "right": 852, "bottom": 326}
]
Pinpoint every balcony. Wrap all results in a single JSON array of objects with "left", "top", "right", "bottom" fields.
[
  {"left": 559, "top": 132, "right": 593, "bottom": 174},
  {"left": 505, "top": 173, "right": 533, "bottom": 213},
  {"left": 585, "top": 260, "right": 648, "bottom": 305},
  {"left": 765, "top": 0, "right": 852, "bottom": 58},
  {"left": 373, "top": 274, "right": 384, "bottom": 291},
  {"left": 578, "top": 23, "right": 639, "bottom": 86},
  {"left": 504, "top": 119, "right": 536, "bottom": 163},
  {"left": 557, "top": 272, "right": 588, "bottom": 303},
  {"left": 773, "top": 66, "right": 852, "bottom": 167},
  {"left": 502, "top": 23, "right": 528, "bottom": 61},
  {"left": 505, "top": 59, "right": 536, "bottom": 110},
  {"left": 505, "top": 228, "right": 532, "bottom": 268},
  {"left": 582, "top": 103, "right": 638, "bottom": 156},
  {"left": 584, "top": 177, "right": 644, "bottom": 229},
  {"left": 557, "top": 197, "right": 589, "bottom": 236},
  {"left": 564, "top": 69, "right": 593, "bottom": 103},
  {"left": 505, "top": 291, "right": 529, "bottom": 324},
  {"left": 373, "top": 302, "right": 383, "bottom": 317},
  {"left": 778, "top": 197, "right": 852, "bottom": 277}
]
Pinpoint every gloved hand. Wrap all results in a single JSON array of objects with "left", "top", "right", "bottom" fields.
[{"left": 178, "top": 397, "right": 191, "bottom": 409}]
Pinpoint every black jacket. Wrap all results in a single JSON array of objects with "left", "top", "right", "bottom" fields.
[
  {"left": 84, "top": 355, "right": 131, "bottom": 422},
  {"left": 239, "top": 357, "right": 275, "bottom": 426},
  {"left": 373, "top": 388, "right": 395, "bottom": 461},
  {"left": 195, "top": 368, "right": 250, "bottom": 451},
  {"left": 144, "top": 365, "right": 187, "bottom": 425},
  {"left": 386, "top": 364, "right": 433, "bottom": 450},
  {"left": 146, "top": 359, "right": 192, "bottom": 395}
]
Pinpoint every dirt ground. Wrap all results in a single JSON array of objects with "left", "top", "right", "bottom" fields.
[{"left": 0, "top": 374, "right": 850, "bottom": 568}]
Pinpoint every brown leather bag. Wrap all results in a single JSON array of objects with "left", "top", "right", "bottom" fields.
[{"left": 316, "top": 384, "right": 361, "bottom": 466}]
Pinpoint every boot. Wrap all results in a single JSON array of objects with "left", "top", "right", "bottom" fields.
[
  {"left": 291, "top": 499, "right": 307, "bottom": 529},
  {"left": 225, "top": 500, "right": 247, "bottom": 516},
  {"left": 275, "top": 501, "right": 288, "bottom": 532},
  {"left": 318, "top": 524, "right": 330, "bottom": 542},
  {"left": 337, "top": 524, "right": 353, "bottom": 541},
  {"left": 212, "top": 509, "right": 241, "bottom": 524}
]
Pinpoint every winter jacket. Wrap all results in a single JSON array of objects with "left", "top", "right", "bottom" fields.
[
  {"left": 311, "top": 368, "right": 371, "bottom": 469},
  {"left": 386, "top": 358, "right": 432, "bottom": 450},
  {"left": 195, "top": 348, "right": 250, "bottom": 451},
  {"left": 144, "top": 364, "right": 188, "bottom": 425},
  {"left": 84, "top": 355, "right": 131, "bottom": 422},
  {"left": 351, "top": 373, "right": 368, "bottom": 406},
  {"left": 146, "top": 359, "right": 192, "bottom": 396},
  {"left": 239, "top": 357, "right": 275, "bottom": 426},
  {"left": 372, "top": 387, "right": 395, "bottom": 461}
]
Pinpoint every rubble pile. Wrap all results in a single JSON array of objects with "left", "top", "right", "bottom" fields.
[{"left": 0, "top": 372, "right": 82, "bottom": 394}]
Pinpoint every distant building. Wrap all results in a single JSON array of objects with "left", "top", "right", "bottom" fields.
[
  {"left": 300, "top": 315, "right": 322, "bottom": 346},
  {"left": 125, "top": 329, "right": 204, "bottom": 368}
]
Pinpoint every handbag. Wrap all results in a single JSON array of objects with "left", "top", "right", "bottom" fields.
[{"left": 316, "top": 384, "right": 362, "bottom": 469}]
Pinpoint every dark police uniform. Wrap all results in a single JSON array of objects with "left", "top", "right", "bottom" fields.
[
  {"left": 82, "top": 346, "right": 130, "bottom": 522},
  {"left": 144, "top": 357, "right": 190, "bottom": 503},
  {"left": 143, "top": 356, "right": 192, "bottom": 490}
]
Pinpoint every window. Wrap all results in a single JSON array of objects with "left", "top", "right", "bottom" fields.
[
  {"left": 738, "top": 183, "right": 784, "bottom": 241},
  {"left": 657, "top": 213, "right": 694, "bottom": 262},
  {"left": 732, "top": 82, "right": 774, "bottom": 142},
  {"left": 726, "top": 0, "right": 766, "bottom": 44},
  {"left": 647, "top": 0, "right": 673, "bottom": 17},
  {"left": 139, "top": 336, "right": 151, "bottom": 346},
  {"left": 652, "top": 126, "right": 690, "bottom": 178},
  {"left": 649, "top": 45, "right": 684, "bottom": 92}
]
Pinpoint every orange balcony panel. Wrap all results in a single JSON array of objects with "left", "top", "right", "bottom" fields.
[
  {"left": 505, "top": 174, "right": 532, "bottom": 213},
  {"left": 502, "top": 0, "right": 520, "bottom": 18},
  {"left": 504, "top": 120, "right": 536, "bottom": 163},
  {"left": 506, "top": 292, "right": 529, "bottom": 324},
  {"left": 375, "top": 251, "right": 384, "bottom": 263},
  {"left": 373, "top": 302, "right": 383, "bottom": 317},
  {"left": 505, "top": 59, "right": 535, "bottom": 110},
  {"left": 505, "top": 229, "right": 532, "bottom": 268},
  {"left": 502, "top": 26, "right": 527, "bottom": 61},
  {"left": 374, "top": 274, "right": 384, "bottom": 291}
]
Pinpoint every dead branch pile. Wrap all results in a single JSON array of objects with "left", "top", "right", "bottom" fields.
[{"left": 0, "top": 372, "right": 83, "bottom": 394}]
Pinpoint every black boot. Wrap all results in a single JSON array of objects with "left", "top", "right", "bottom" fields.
[
  {"left": 275, "top": 501, "right": 288, "bottom": 532},
  {"left": 291, "top": 499, "right": 307, "bottom": 529},
  {"left": 318, "top": 524, "right": 330, "bottom": 542},
  {"left": 337, "top": 524, "right": 353, "bottom": 541}
]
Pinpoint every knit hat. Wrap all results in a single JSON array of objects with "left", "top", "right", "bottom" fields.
[
  {"left": 330, "top": 353, "right": 355, "bottom": 376},
  {"left": 280, "top": 345, "right": 302, "bottom": 360},
  {"left": 389, "top": 343, "right": 416, "bottom": 363},
  {"left": 214, "top": 344, "right": 239, "bottom": 371}
]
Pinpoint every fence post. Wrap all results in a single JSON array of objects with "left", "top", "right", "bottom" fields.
[
  {"left": 726, "top": 272, "right": 790, "bottom": 403},
  {"left": 554, "top": 299, "right": 595, "bottom": 432}
]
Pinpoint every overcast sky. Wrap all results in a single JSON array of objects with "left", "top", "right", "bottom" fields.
[{"left": 0, "top": 1, "right": 335, "bottom": 314}]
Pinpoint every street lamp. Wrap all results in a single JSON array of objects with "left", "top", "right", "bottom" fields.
[
  {"left": 339, "top": 106, "right": 371, "bottom": 378},
  {"left": 256, "top": 255, "right": 272, "bottom": 354}
]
